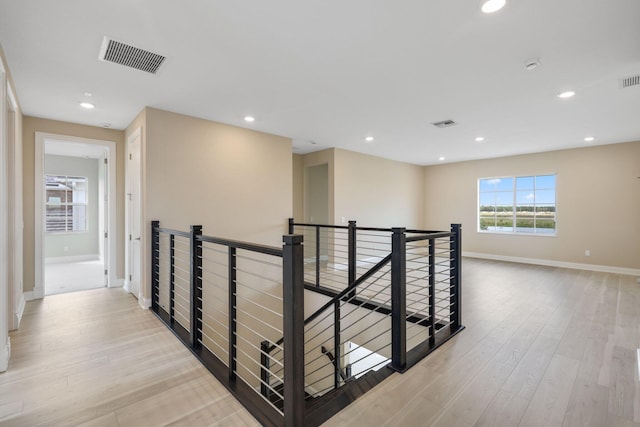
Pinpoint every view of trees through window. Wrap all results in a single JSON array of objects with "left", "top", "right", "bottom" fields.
[
  {"left": 45, "top": 175, "right": 88, "bottom": 232},
  {"left": 478, "top": 174, "right": 556, "bottom": 234}
]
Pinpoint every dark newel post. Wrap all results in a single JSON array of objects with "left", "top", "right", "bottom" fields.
[
  {"left": 347, "top": 220, "right": 356, "bottom": 298},
  {"left": 428, "top": 238, "right": 435, "bottom": 347},
  {"left": 315, "top": 226, "right": 320, "bottom": 287},
  {"left": 229, "top": 247, "right": 237, "bottom": 381},
  {"left": 450, "top": 224, "right": 462, "bottom": 330},
  {"left": 283, "top": 234, "right": 305, "bottom": 427},
  {"left": 260, "top": 340, "right": 271, "bottom": 399},
  {"left": 390, "top": 227, "right": 407, "bottom": 372},
  {"left": 333, "top": 300, "right": 341, "bottom": 389},
  {"left": 288, "top": 217, "right": 294, "bottom": 234},
  {"left": 169, "top": 234, "right": 176, "bottom": 326},
  {"left": 190, "top": 225, "right": 203, "bottom": 349},
  {"left": 151, "top": 220, "right": 160, "bottom": 311}
]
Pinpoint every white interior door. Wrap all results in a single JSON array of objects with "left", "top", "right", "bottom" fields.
[
  {"left": 127, "top": 130, "right": 142, "bottom": 299},
  {"left": 102, "top": 155, "right": 109, "bottom": 286}
]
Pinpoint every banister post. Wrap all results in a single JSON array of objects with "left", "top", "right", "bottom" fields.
[
  {"left": 283, "top": 234, "right": 305, "bottom": 427},
  {"left": 391, "top": 227, "right": 407, "bottom": 372},
  {"left": 347, "top": 220, "right": 356, "bottom": 298},
  {"left": 190, "top": 225, "right": 203, "bottom": 349},
  {"left": 151, "top": 220, "right": 160, "bottom": 312},
  {"left": 288, "top": 217, "right": 294, "bottom": 234},
  {"left": 450, "top": 224, "right": 462, "bottom": 330}
]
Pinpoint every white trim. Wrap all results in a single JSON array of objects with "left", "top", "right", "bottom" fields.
[
  {"left": 138, "top": 297, "right": 151, "bottom": 309},
  {"left": 109, "top": 278, "right": 124, "bottom": 288},
  {"left": 24, "top": 291, "right": 37, "bottom": 302},
  {"left": 7, "top": 81, "right": 23, "bottom": 332},
  {"left": 45, "top": 254, "right": 100, "bottom": 264},
  {"left": 463, "top": 251, "right": 640, "bottom": 276},
  {"left": 35, "top": 132, "right": 117, "bottom": 297},
  {"left": 123, "top": 279, "right": 130, "bottom": 293},
  {"left": 13, "top": 294, "right": 25, "bottom": 330},
  {"left": 0, "top": 53, "right": 10, "bottom": 371}
]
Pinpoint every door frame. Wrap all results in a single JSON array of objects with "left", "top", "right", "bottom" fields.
[
  {"left": 6, "top": 83, "right": 23, "bottom": 330},
  {"left": 0, "top": 51, "right": 9, "bottom": 371},
  {"left": 34, "top": 132, "right": 117, "bottom": 298}
]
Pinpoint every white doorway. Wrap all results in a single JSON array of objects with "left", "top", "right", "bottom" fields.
[
  {"left": 34, "top": 133, "right": 117, "bottom": 298},
  {"left": 125, "top": 128, "right": 142, "bottom": 300}
]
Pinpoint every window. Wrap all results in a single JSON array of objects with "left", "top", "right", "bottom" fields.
[
  {"left": 45, "top": 175, "right": 88, "bottom": 232},
  {"left": 478, "top": 174, "right": 556, "bottom": 235}
]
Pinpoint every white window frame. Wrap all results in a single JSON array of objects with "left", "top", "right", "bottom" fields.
[{"left": 478, "top": 174, "right": 557, "bottom": 236}]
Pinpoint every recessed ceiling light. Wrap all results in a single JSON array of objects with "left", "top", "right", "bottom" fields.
[
  {"left": 244, "top": 116, "right": 255, "bottom": 122},
  {"left": 365, "top": 136, "right": 374, "bottom": 142},
  {"left": 80, "top": 102, "right": 95, "bottom": 109},
  {"left": 584, "top": 136, "right": 595, "bottom": 142},
  {"left": 438, "top": 156, "right": 445, "bottom": 161},
  {"left": 557, "top": 91, "right": 575, "bottom": 99},
  {"left": 481, "top": 0, "right": 506, "bottom": 13},
  {"left": 475, "top": 137, "right": 485, "bottom": 142}
]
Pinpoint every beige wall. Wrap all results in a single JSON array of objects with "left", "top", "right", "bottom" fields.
[
  {"left": 424, "top": 141, "right": 640, "bottom": 270},
  {"left": 292, "top": 154, "right": 304, "bottom": 222},
  {"left": 333, "top": 148, "right": 425, "bottom": 229},
  {"left": 134, "top": 107, "right": 293, "bottom": 302},
  {"left": 22, "top": 116, "right": 126, "bottom": 292},
  {"left": 295, "top": 148, "right": 425, "bottom": 229},
  {"left": 300, "top": 148, "right": 335, "bottom": 224}
]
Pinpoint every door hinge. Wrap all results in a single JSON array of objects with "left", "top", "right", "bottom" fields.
[
  {"left": 129, "top": 153, "right": 132, "bottom": 160},
  {"left": 129, "top": 274, "right": 132, "bottom": 281},
  {"left": 104, "top": 269, "right": 108, "bottom": 276},
  {"left": 129, "top": 234, "right": 132, "bottom": 241},
  {"left": 104, "top": 158, "right": 108, "bottom": 164},
  {"left": 104, "top": 231, "right": 108, "bottom": 238}
]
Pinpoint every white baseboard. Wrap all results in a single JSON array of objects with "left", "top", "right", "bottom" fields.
[
  {"left": 123, "top": 280, "right": 130, "bottom": 293},
  {"left": 139, "top": 297, "right": 151, "bottom": 309},
  {"left": 109, "top": 278, "right": 124, "bottom": 288},
  {"left": 0, "top": 338, "right": 10, "bottom": 373},
  {"left": 25, "top": 285, "right": 44, "bottom": 300},
  {"left": 45, "top": 254, "right": 100, "bottom": 264},
  {"left": 463, "top": 252, "right": 640, "bottom": 276}
]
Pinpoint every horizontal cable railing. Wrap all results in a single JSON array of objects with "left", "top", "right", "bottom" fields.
[
  {"left": 151, "top": 222, "right": 296, "bottom": 427},
  {"left": 151, "top": 219, "right": 463, "bottom": 427}
]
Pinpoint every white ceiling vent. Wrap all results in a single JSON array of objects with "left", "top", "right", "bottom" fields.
[
  {"left": 98, "top": 37, "right": 166, "bottom": 74},
  {"left": 621, "top": 74, "right": 640, "bottom": 89},
  {"left": 432, "top": 119, "right": 457, "bottom": 128}
]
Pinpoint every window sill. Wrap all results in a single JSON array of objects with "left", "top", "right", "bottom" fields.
[{"left": 478, "top": 230, "right": 556, "bottom": 237}]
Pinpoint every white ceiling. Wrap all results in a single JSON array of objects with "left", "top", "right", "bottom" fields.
[{"left": 1, "top": 0, "right": 639, "bottom": 165}]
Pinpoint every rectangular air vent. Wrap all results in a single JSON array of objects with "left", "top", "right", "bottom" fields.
[
  {"left": 98, "top": 37, "right": 166, "bottom": 74},
  {"left": 621, "top": 74, "right": 640, "bottom": 89},
  {"left": 432, "top": 119, "right": 457, "bottom": 128}
]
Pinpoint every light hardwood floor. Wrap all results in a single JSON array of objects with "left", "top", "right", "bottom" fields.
[
  {"left": 323, "top": 259, "right": 640, "bottom": 427},
  {"left": 2, "top": 259, "right": 639, "bottom": 426},
  {"left": 1, "top": 288, "right": 260, "bottom": 426}
]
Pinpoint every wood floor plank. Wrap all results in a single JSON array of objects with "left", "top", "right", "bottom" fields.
[
  {"left": 475, "top": 389, "right": 529, "bottom": 427},
  {"left": 518, "top": 354, "right": 580, "bottom": 426},
  {"left": 561, "top": 377, "right": 608, "bottom": 427}
]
